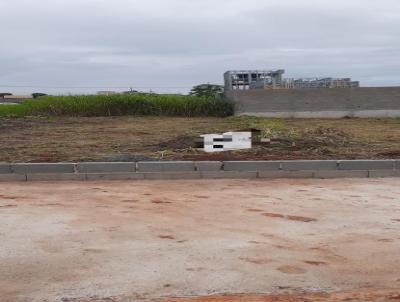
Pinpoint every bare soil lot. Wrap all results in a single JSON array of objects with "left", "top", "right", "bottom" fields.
[
  {"left": 1, "top": 116, "right": 400, "bottom": 162},
  {"left": 1, "top": 178, "right": 399, "bottom": 302}
]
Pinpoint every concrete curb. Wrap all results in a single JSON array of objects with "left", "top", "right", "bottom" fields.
[
  {"left": 338, "top": 160, "right": 395, "bottom": 170},
  {"left": 11, "top": 163, "right": 75, "bottom": 174},
  {"left": 0, "top": 160, "right": 399, "bottom": 181},
  {"left": 137, "top": 161, "right": 195, "bottom": 172},
  {"left": 76, "top": 162, "right": 136, "bottom": 173},
  {"left": 223, "top": 161, "right": 281, "bottom": 171},
  {"left": 0, "top": 164, "right": 12, "bottom": 174}
]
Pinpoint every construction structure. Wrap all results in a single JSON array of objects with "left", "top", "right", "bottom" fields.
[
  {"left": 283, "top": 78, "right": 360, "bottom": 89},
  {"left": 97, "top": 91, "right": 117, "bottom": 95},
  {"left": 0, "top": 94, "right": 32, "bottom": 103},
  {"left": 224, "top": 69, "right": 359, "bottom": 91},
  {"left": 224, "top": 70, "right": 285, "bottom": 91}
]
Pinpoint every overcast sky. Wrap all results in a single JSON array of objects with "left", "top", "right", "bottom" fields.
[{"left": 1, "top": 0, "right": 399, "bottom": 94}]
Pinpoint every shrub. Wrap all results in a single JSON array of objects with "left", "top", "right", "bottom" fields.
[
  {"left": 190, "top": 84, "right": 224, "bottom": 98},
  {"left": 32, "top": 93, "right": 48, "bottom": 99}
]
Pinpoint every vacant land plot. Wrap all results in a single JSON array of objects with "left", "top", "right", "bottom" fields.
[
  {"left": 1, "top": 178, "right": 399, "bottom": 302},
  {"left": 1, "top": 116, "right": 400, "bottom": 162}
]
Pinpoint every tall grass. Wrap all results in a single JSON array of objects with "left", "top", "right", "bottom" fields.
[{"left": 0, "top": 94, "right": 234, "bottom": 118}]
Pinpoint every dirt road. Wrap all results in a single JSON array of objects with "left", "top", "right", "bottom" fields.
[{"left": 1, "top": 178, "right": 400, "bottom": 301}]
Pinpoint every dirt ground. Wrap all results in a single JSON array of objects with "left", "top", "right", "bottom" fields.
[
  {"left": 1, "top": 178, "right": 399, "bottom": 302},
  {"left": 1, "top": 116, "right": 400, "bottom": 162}
]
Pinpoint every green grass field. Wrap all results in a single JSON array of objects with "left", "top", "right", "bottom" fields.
[{"left": 0, "top": 94, "right": 234, "bottom": 117}]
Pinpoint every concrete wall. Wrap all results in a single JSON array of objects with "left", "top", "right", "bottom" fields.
[{"left": 226, "top": 87, "right": 400, "bottom": 118}]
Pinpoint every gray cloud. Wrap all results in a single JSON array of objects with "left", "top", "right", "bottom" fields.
[{"left": 1, "top": 0, "right": 399, "bottom": 94}]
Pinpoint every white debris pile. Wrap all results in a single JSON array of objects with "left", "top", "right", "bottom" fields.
[{"left": 200, "top": 131, "right": 252, "bottom": 153}]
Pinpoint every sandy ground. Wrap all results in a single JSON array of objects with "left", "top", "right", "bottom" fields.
[{"left": 1, "top": 178, "right": 400, "bottom": 302}]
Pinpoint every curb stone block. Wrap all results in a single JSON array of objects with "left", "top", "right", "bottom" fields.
[
  {"left": 11, "top": 163, "right": 75, "bottom": 174},
  {"left": 194, "top": 161, "right": 223, "bottom": 171},
  {"left": 395, "top": 160, "right": 400, "bottom": 170},
  {"left": 258, "top": 171, "right": 314, "bottom": 179},
  {"left": 26, "top": 173, "right": 86, "bottom": 181},
  {"left": 0, "top": 174, "right": 27, "bottom": 182},
  {"left": 86, "top": 173, "right": 145, "bottom": 181},
  {"left": 0, "top": 164, "right": 12, "bottom": 174},
  {"left": 77, "top": 162, "right": 136, "bottom": 173},
  {"left": 137, "top": 162, "right": 195, "bottom": 172},
  {"left": 223, "top": 161, "right": 280, "bottom": 171},
  {"left": 143, "top": 172, "right": 201, "bottom": 180},
  {"left": 368, "top": 170, "right": 400, "bottom": 178},
  {"left": 314, "top": 170, "right": 369, "bottom": 179},
  {"left": 338, "top": 160, "right": 395, "bottom": 170},
  {"left": 281, "top": 160, "right": 338, "bottom": 171},
  {"left": 201, "top": 171, "right": 258, "bottom": 179}
]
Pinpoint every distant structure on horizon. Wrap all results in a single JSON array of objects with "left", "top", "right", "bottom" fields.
[
  {"left": 224, "top": 70, "right": 360, "bottom": 91},
  {"left": 97, "top": 91, "right": 117, "bottom": 95},
  {"left": 0, "top": 94, "right": 32, "bottom": 103}
]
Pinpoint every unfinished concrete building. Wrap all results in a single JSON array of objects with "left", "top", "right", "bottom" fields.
[
  {"left": 224, "top": 70, "right": 359, "bottom": 90},
  {"left": 224, "top": 70, "right": 285, "bottom": 91},
  {"left": 284, "top": 78, "right": 359, "bottom": 89}
]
